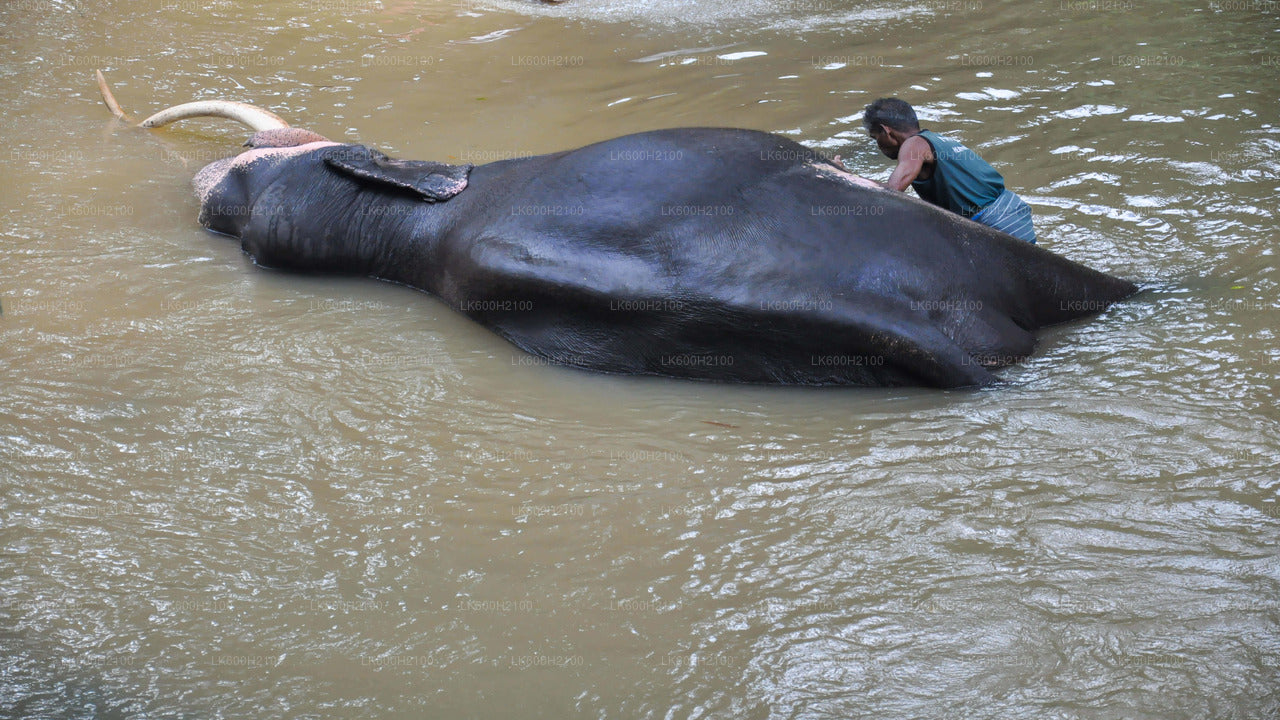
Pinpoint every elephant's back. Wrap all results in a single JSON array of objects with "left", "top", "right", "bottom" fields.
[
  {"left": 457, "top": 134, "right": 960, "bottom": 296},
  {"left": 432, "top": 128, "right": 1136, "bottom": 386},
  {"left": 460, "top": 128, "right": 874, "bottom": 260},
  {"left": 540, "top": 127, "right": 824, "bottom": 203},
  {"left": 467, "top": 127, "right": 822, "bottom": 213}
]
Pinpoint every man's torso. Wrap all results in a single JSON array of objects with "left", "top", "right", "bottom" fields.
[{"left": 910, "top": 130, "right": 1005, "bottom": 218}]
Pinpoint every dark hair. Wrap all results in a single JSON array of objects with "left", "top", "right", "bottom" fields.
[{"left": 863, "top": 97, "right": 919, "bottom": 133}]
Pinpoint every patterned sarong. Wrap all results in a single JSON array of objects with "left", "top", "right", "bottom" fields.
[{"left": 972, "top": 189, "right": 1036, "bottom": 244}]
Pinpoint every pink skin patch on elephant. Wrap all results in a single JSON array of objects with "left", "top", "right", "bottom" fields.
[
  {"left": 428, "top": 175, "right": 469, "bottom": 198},
  {"left": 808, "top": 161, "right": 883, "bottom": 190},
  {"left": 192, "top": 140, "right": 342, "bottom": 205}
]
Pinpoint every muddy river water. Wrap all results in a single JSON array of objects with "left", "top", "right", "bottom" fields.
[{"left": 2, "top": 0, "right": 1278, "bottom": 717}]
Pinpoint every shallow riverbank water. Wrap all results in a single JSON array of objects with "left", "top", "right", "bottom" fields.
[{"left": 2, "top": 0, "right": 1278, "bottom": 717}]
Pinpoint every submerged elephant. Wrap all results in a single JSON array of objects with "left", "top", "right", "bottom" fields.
[{"left": 98, "top": 74, "right": 1137, "bottom": 388}]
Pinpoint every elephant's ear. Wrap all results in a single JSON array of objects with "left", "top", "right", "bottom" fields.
[{"left": 322, "top": 145, "right": 472, "bottom": 202}]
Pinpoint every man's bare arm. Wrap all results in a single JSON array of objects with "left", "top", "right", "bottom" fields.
[{"left": 885, "top": 135, "right": 932, "bottom": 192}]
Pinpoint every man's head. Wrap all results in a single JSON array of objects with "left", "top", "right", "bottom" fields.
[{"left": 863, "top": 97, "right": 920, "bottom": 159}]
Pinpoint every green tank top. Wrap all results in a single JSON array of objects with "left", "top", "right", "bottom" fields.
[{"left": 910, "top": 130, "right": 1005, "bottom": 218}]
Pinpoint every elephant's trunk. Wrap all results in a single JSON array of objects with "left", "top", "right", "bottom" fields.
[{"left": 95, "top": 70, "right": 290, "bottom": 132}]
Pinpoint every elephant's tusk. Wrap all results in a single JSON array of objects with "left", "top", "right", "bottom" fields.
[
  {"left": 95, "top": 70, "right": 290, "bottom": 132},
  {"left": 139, "top": 101, "right": 290, "bottom": 132},
  {"left": 95, "top": 69, "right": 131, "bottom": 123}
]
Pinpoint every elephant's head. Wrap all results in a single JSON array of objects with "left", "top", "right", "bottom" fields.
[
  {"left": 97, "top": 70, "right": 470, "bottom": 226},
  {"left": 189, "top": 128, "right": 340, "bottom": 238},
  {"left": 97, "top": 71, "right": 472, "bottom": 276},
  {"left": 99, "top": 84, "right": 340, "bottom": 236}
]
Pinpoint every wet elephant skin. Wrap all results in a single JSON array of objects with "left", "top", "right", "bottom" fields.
[{"left": 195, "top": 126, "right": 1139, "bottom": 388}]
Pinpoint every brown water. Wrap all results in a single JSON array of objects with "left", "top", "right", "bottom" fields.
[{"left": 3, "top": 0, "right": 1279, "bottom": 717}]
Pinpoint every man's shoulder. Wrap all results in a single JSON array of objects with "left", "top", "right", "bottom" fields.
[
  {"left": 916, "top": 129, "right": 958, "bottom": 150},
  {"left": 918, "top": 130, "right": 985, "bottom": 164},
  {"left": 902, "top": 134, "right": 934, "bottom": 161}
]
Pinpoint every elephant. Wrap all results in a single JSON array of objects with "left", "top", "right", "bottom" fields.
[{"left": 97, "top": 73, "right": 1138, "bottom": 388}]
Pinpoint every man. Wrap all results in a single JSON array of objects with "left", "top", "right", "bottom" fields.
[{"left": 856, "top": 97, "right": 1036, "bottom": 243}]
